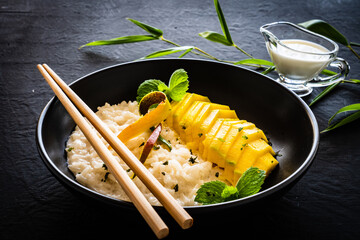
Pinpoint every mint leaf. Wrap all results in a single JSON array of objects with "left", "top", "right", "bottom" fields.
[
  {"left": 195, "top": 167, "right": 266, "bottom": 205},
  {"left": 136, "top": 79, "right": 168, "bottom": 102},
  {"left": 136, "top": 69, "right": 189, "bottom": 103},
  {"left": 195, "top": 180, "right": 227, "bottom": 205},
  {"left": 221, "top": 185, "right": 239, "bottom": 201},
  {"left": 168, "top": 69, "right": 189, "bottom": 101},
  {"left": 236, "top": 167, "right": 266, "bottom": 198}
]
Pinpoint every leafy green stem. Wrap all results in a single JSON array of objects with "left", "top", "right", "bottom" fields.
[
  {"left": 309, "top": 79, "right": 360, "bottom": 107},
  {"left": 261, "top": 66, "right": 276, "bottom": 75},
  {"left": 193, "top": 47, "right": 236, "bottom": 64},
  {"left": 350, "top": 42, "right": 360, "bottom": 47},
  {"left": 160, "top": 36, "right": 227, "bottom": 61},
  {"left": 347, "top": 45, "right": 360, "bottom": 60},
  {"left": 343, "top": 79, "right": 360, "bottom": 84},
  {"left": 161, "top": 36, "right": 239, "bottom": 64},
  {"left": 233, "top": 44, "right": 254, "bottom": 59},
  {"left": 160, "top": 36, "right": 180, "bottom": 47}
]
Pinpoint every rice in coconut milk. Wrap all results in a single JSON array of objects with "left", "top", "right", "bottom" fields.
[{"left": 66, "top": 101, "right": 222, "bottom": 206}]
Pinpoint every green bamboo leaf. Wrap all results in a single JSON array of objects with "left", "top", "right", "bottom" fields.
[
  {"left": 80, "top": 35, "right": 158, "bottom": 48},
  {"left": 349, "top": 79, "right": 360, "bottom": 84},
  {"left": 235, "top": 58, "right": 274, "bottom": 67},
  {"left": 142, "top": 46, "right": 195, "bottom": 59},
  {"left": 126, "top": 18, "right": 163, "bottom": 37},
  {"left": 342, "top": 79, "right": 360, "bottom": 84},
  {"left": 328, "top": 103, "right": 360, "bottom": 125},
  {"left": 213, "top": 0, "right": 233, "bottom": 44},
  {"left": 298, "top": 19, "right": 349, "bottom": 46},
  {"left": 178, "top": 48, "right": 194, "bottom": 58},
  {"left": 261, "top": 66, "right": 276, "bottom": 75},
  {"left": 309, "top": 81, "right": 341, "bottom": 107},
  {"left": 350, "top": 42, "right": 360, "bottom": 47},
  {"left": 322, "top": 109, "right": 360, "bottom": 133},
  {"left": 321, "top": 69, "right": 337, "bottom": 76},
  {"left": 198, "top": 31, "right": 232, "bottom": 46}
]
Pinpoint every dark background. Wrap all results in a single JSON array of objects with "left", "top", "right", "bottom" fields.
[{"left": 1, "top": 0, "right": 359, "bottom": 239}]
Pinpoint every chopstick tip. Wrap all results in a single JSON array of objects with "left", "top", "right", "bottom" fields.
[
  {"left": 182, "top": 217, "right": 193, "bottom": 229},
  {"left": 156, "top": 227, "right": 169, "bottom": 239},
  {"left": 36, "top": 64, "right": 44, "bottom": 71}
]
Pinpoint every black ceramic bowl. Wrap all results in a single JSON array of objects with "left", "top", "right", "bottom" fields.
[{"left": 36, "top": 59, "right": 319, "bottom": 212}]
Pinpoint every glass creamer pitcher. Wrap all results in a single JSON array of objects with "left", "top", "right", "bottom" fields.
[{"left": 260, "top": 21, "right": 349, "bottom": 97}]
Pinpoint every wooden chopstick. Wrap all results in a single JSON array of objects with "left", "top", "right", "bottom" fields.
[
  {"left": 38, "top": 63, "right": 193, "bottom": 230},
  {"left": 37, "top": 64, "right": 169, "bottom": 239},
  {"left": 41, "top": 64, "right": 193, "bottom": 229}
]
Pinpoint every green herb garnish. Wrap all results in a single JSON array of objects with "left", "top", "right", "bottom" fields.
[
  {"left": 195, "top": 167, "right": 265, "bottom": 205},
  {"left": 101, "top": 172, "right": 110, "bottom": 182},
  {"left": 102, "top": 164, "right": 108, "bottom": 171},
  {"left": 173, "top": 184, "right": 179, "bottom": 192},
  {"left": 136, "top": 69, "right": 189, "bottom": 102},
  {"left": 188, "top": 156, "right": 198, "bottom": 164}
]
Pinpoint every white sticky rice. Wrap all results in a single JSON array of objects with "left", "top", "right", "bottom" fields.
[{"left": 66, "top": 101, "right": 223, "bottom": 206}]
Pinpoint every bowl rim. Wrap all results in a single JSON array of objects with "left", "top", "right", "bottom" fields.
[{"left": 36, "top": 58, "right": 320, "bottom": 210}]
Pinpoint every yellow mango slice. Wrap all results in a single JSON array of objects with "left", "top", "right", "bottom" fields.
[
  {"left": 165, "top": 97, "right": 183, "bottom": 128},
  {"left": 202, "top": 119, "right": 238, "bottom": 158},
  {"left": 252, "top": 152, "right": 279, "bottom": 175},
  {"left": 198, "top": 109, "right": 238, "bottom": 153},
  {"left": 222, "top": 128, "right": 261, "bottom": 184},
  {"left": 118, "top": 97, "right": 172, "bottom": 143},
  {"left": 215, "top": 121, "right": 253, "bottom": 185},
  {"left": 206, "top": 120, "right": 241, "bottom": 168},
  {"left": 163, "top": 92, "right": 279, "bottom": 186},
  {"left": 218, "top": 121, "right": 255, "bottom": 159},
  {"left": 223, "top": 163, "right": 236, "bottom": 185},
  {"left": 223, "top": 127, "right": 272, "bottom": 185},
  {"left": 173, "top": 94, "right": 209, "bottom": 133},
  {"left": 180, "top": 101, "right": 207, "bottom": 143},
  {"left": 201, "top": 119, "right": 223, "bottom": 156},
  {"left": 233, "top": 139, "right": 274, "bottom": 182},
  {"left": 178, "top": 99, "right": 210, "bottom": 140},
  {"left": 166, "top": 93, "right": 190, "bottom": 128},
  {"left": 225, "top": 128, "right": 268, "bottom": 165},
  {"left": 189, "top": 103, "right": 230, "bottom": 150}
]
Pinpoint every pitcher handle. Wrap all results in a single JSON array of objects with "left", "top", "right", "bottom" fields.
[{"left": 307, "top": 58, "right": 350, "bottom": 88}]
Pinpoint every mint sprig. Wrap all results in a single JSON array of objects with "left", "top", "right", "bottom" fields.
[
  {"left": 236, "top": 167, "right": 266, "bottom": 198},
  {"left": 136, "top": 69, "right": 189, "bottom": 102},
  {"left": 194, "top": 181, "right": 231, "bottom": 204},
  {"left": 136, "top": 80, "right": 167, "bottom": 102},
  {"left": 195, "top": 167, "right": 266, "bottom": 205},
  {"left": 167, "top": 69, "right": 189, "bottom": 101}
]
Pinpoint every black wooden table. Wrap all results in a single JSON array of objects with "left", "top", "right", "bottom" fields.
[{"left": 1, "top": 0, "right": 360, "bottom": 239}]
